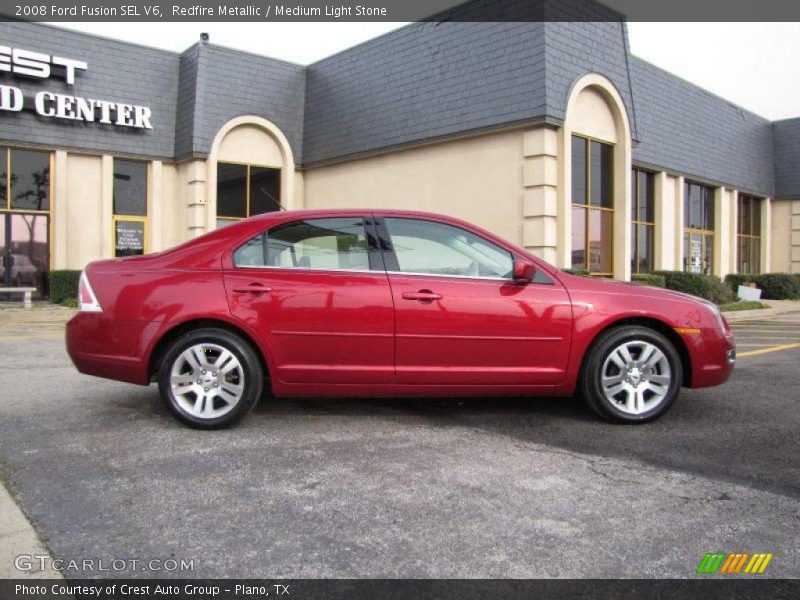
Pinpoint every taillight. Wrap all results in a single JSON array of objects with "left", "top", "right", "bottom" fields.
[{"left": 78, "top": 271, "right": 103, "bottom": 313}]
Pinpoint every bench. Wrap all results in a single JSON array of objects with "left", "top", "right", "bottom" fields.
[{"left": 0, "top": 287, "right": 37, "bottom": 309}]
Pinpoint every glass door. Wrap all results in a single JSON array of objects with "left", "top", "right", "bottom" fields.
[{"left": 1, "top": 213, "right": 50, "bottom": 299}]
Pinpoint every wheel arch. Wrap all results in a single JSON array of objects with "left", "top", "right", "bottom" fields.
[
  {"left": 148, "top": 318, "right": 272, "bottom": 387},
  {"left": 580, "top": 316, "right": 692, "bottom": 387}
]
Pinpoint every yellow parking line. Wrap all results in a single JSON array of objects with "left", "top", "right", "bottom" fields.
[
  {"left": 0, "top": 319, "right": 69, "bottom": 324},
  {"left": 738, "top": 342, "right": 800, "bottom": 357},
  {"left": 0, "top": 333, "right": 63, "bottom": 341}
]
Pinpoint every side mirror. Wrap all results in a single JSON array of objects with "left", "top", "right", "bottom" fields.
[{"left": 512, "top": 259, "right": 535, "bottom": 283}]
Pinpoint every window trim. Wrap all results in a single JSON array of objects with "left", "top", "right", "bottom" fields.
[
  {"left": 375, "top": 216, "right": 533, "bottom": 282},
  {"left": 571, "top": 134, "right": 614, "bottom": 276},
  {"left": 631, "top": 168, "right": 656, "bottom": 275},
  {"left": 111, "top": 158, "right": 150, "bottom": 258},
  {"left": 216, "top": 160, "right": 282, "bottom": 222},
  {"left": 682, "top": 180, "right": 715, "bottom": 275},
  {"left": 232, "top": 216, "right": 383, "bottom": 273},
  {"left": 736, "top": 194, "right": 762, "bottom": 275},
  {"left": 0, "top": 146, "right": 55, "bottom": 274}
]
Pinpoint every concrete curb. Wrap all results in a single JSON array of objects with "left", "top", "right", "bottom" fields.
[
  {"left": 723, "top": 300, "right": 800, "bottom": 322},
  {"left": 0, "top": 483, "right": 62, "bottom": 579}
]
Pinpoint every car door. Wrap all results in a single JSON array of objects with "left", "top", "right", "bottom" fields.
[
  {"left": 378, "top": 216, "right": 572, "bottom": 386},
  {"left": 224, "top": 215, "right": 395, "bottom": 385}
]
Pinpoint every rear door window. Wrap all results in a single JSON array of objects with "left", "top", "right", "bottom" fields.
[{"left": 234, "top": 217, "right": 373, "bottom": 272}]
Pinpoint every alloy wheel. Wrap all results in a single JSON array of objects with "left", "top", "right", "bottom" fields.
[
  {"left": 600, "top": 340, "right": 671, "bottom": 415},
  {"left": 169, "top": 343, "right": 245, "bottom": 419}
]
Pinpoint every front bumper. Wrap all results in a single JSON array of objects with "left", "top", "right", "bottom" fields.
[{"left": 686, "top": 327, "right": 736, "bottom": 389}]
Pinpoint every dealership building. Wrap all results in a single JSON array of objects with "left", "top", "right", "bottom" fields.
[{"left": 1, "top": 2, "right": 799, "bottom": 297}]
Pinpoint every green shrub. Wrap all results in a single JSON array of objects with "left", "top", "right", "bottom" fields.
[
  {"left": 707, "top": 275, "right": 736, "bottom": 305},
  {"left": 719, "top": 301, "right": 768, "bottom": 312},
  {"left": 724, "top": 273, "right": 755, "bottom": 293},
  {"left": 751, "top": 273, "right": 800, "bottom": 300},
  {"left": 49, "top": 270, "right": 81, "bottom": 305},
  {"left": 652, "top": 270, "right": 711, "bottom": 300},
  {"left": 631, "top": 273, "right": 666, "bottom": 288},
  {"left": 563, "top": 268, "right": 591, "bottom": 276}
]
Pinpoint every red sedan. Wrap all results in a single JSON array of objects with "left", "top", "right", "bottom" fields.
[{"left": 66, "top": 210, "right": 735, "bottom": 428}]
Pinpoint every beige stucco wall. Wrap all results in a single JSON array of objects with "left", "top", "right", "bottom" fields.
[
  {"left": 158, "top": 162, "right": 183, "bottom": 251},
  {"left": 569, "top": 87, "right": 618, "bottom": 144},
  {"left": 64, "top": 154, "right": 105, "bottom": 269},
  {"left": 217, "top": 124, "right": 284, "bottom": 168},
  {"left": 303, "top": 130, "right": 525, "bottom": 246}
]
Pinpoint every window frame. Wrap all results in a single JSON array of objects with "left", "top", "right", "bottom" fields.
[
  {"left": 631, "top": 168, "right": 656, "bottom": 275},
  {"left": 216, "top": 161, "right": 282, "bottom": 226},
  {"left": 376, "top": 217, "right": 523, "bottom": 282},
  {"left": 111, "top": 158, "right": 150, "bottom": 258},
  {"left": 683, "top": 180, "right": 715, "bottom": 275},
  {"left": 736, "top": 194, "right": 762, "bottom": 275},
  {"left": 232, "top": 216, "right": 384, "bottom": 274},
  {"left": 571, "top": 134, "right": 614, "bottom": 276},
  {"left": 0, "top": 146, "right": 55, "bottom": 283}
]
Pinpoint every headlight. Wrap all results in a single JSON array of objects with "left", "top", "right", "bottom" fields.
[{"left": 698, "top": 298, "right": 724, "bottom": 330}]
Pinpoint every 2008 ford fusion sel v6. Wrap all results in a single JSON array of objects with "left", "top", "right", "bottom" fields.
[{"left": 66, "top": 210, "right": 735, "bottom": 429}]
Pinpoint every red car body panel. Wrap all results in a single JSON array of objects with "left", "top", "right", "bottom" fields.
[{"left": 66, "top": 209, "right": 735, "bottom": 397}]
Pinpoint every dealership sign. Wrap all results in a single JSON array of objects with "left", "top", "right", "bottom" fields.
[{"left": 0, "top": 46, "right": 153, "bottom": 129}]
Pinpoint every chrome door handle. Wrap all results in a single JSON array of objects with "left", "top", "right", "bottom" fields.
[
  {"left": 232, "top": 284, "right": 272, "bottom": 296},
  {"left": 402, "top": 290, "right": 443, "bottom": 302}
]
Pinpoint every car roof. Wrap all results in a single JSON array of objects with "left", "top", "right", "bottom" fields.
[{"left": 249, "top": 208, "right": 458, "bottom": 221}]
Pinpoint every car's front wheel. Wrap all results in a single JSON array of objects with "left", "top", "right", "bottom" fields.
[
  {"left": 579, "top": 326, "right": 683, "bottom": 423},
  {"left": 158, "top": 328, "right": 264, "bottom": 429}
]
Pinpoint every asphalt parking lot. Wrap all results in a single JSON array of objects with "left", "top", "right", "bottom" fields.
[{"left": 0, "top": 309, "right": 799, "bottom": 579}]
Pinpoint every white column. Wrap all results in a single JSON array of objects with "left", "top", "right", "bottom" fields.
[
  {"left": 522, "top": 127, "right": 559, "bottom": 265},
  {"left": 100, "top": 155, "right": 113, "bottom": 259},
  {"left": 186, "top": 160, "right": 207, "bottom": 238},
  {"left": 148, "top": 161, "right": 163, "bottom": 252},
  {"left": 52, "top": 151, "right": 69, "bottom": 270},
  {"left": 713, "top": 187, "right": 731, "bottom": 278},
  {"left": 760, "top": 198, "right": 771, "bottom": 274},
  {"left": 674, "top": 176, "right": 685, "bottom": 270},
  {"left": 654, "top": 172, "right": 676, "bottom": 270},
  {"left": 791, "top": 200, "right": 800, "bottom": 274},
  {"left": 729, "top": 190, "right": 739, "bottom": 274}
]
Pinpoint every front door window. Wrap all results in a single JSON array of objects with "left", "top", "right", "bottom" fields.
[{"left": 382, "top": 217, "right": 513, "bottom": 279}]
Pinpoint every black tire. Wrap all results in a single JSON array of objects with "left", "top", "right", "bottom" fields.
[
  {"left": 157, "top": 328, "right": 264, "bottom": 429},
  {"left": 579, "top": 325, "right": 682, "bottom": 424}
]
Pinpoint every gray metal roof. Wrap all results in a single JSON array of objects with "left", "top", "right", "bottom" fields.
[
  {"left": 774, "top": 118, "right": 800, "bottom": 199},
  {"left": 630, "top": 56, "right": 775, "bottom": 197}
]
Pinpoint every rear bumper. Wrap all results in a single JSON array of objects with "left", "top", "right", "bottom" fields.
[
  {"left": 66, "top": 313, "right": 150, "bottom": 385},
  {"left": 687, "top": 327, "right": 736, "bottom": 389}
]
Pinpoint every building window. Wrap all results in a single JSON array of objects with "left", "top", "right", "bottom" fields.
[
  {"left": 113, "top": 159, "right": 148, "bottom": 257},
  {"left": 571, "top": 135, "right": 613, "bottom": 275},
  {"left": 631, "top": 169, "right": 655, "bottom": 274},
  {"left": 683, "top": 181, "right": 715, "bottom": 275},
  {"left": 737, "top": 194, "right": 762, "bottom": 275},
  {"left": 217, "top": 162, "right": 281, "bottom": 228},
  {"left": 1, "top": 147, "right": 52, "bottom": 299}
]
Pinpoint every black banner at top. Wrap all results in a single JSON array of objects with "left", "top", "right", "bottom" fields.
[
  {"left": 1, "top": 0, "right": 800, "bottom": 22},
  {"left": 1, "top": 579, "right": 800, "bottom": 600}
]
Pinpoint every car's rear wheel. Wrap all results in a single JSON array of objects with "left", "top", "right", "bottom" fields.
[
  {"left": 579, "top": 326, "right": 682, "bottom": 423},
  {"left": 158, "top": 328, "right": 263, "bottom": 429}
]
